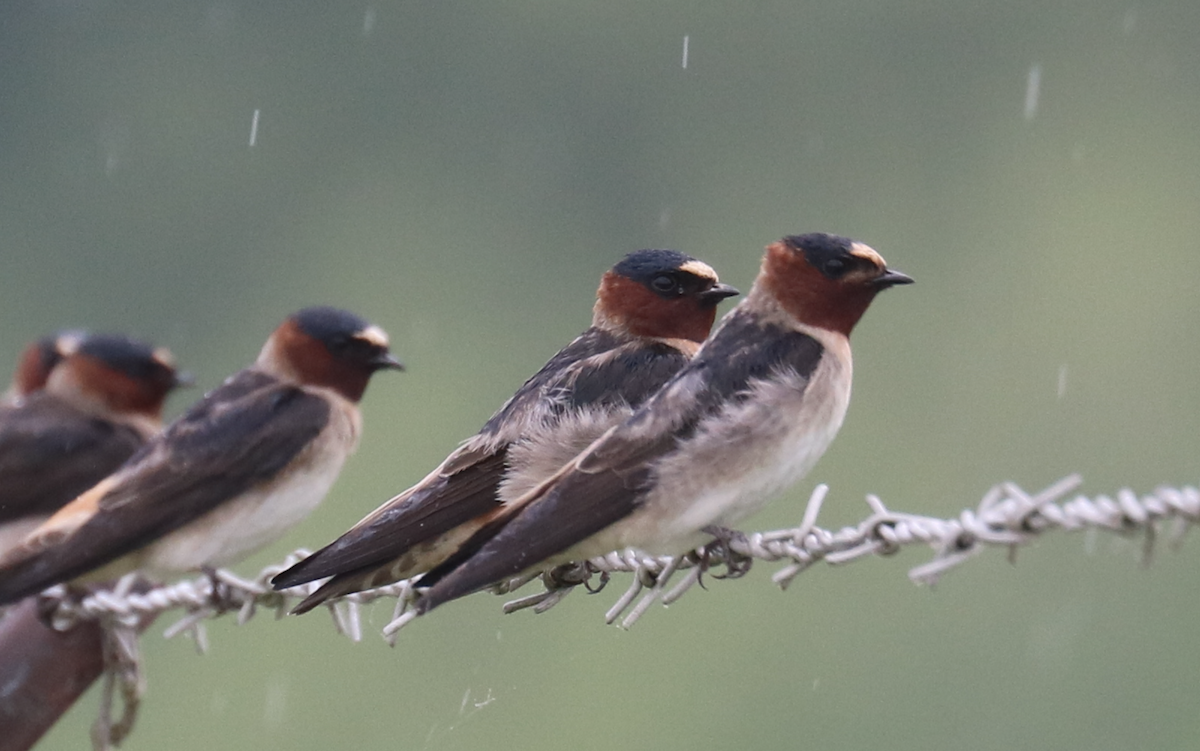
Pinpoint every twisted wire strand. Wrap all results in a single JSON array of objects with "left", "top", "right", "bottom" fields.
[
  {"left": 45, "top": 475, "right": 1200, "bottom": 644},
  {"left": 38, "top": 475, "right": 1200, "bottom": 746}
]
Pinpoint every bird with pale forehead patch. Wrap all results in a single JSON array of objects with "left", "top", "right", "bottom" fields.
[
  {"left": 412, "top": 232, "right": 912, "bottom": 614},
  {"left": 0, "top": 306, "right": 402, "bottom": 604},
  {"left": 0, "top": 332, "right": 189, "bottom": 556},
  {"left": 273, "top": 249, "right": 739, "bottom": 613}
]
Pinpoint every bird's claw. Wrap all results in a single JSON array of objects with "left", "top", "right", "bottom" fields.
[
  {"left": 201, "top": 566, "right": 237, "bottom": 613},
  {"left": 543, "top": 561, "right": 592, "bottom": 591},
  {"left": 699, "top": 525, "right": 754, "bottom": 580}
]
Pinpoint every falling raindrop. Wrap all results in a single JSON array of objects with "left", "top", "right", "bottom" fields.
[
  {"left": 210, "top": 689, "right": 229, "bottom": 717},
  {"left": 249, "top": 108, "right": 261, "bottom": 147},
  {"left": 1024, "top": 64, "right": 1041, "bottom": 121},
  {"left": 682, "top": 35, "right": 689, "bottom": 69},
  {"left": 363, "top": 6, "right": 376, "bottom": 36},
  {"left": 1122, "top": 8, "right": 1137, "bottom": 35},
  {"left": 97, "top": 117, "right": 129, "bottom": 176},
  {"left": 263, "top": 677, "right": 287, "bottom": 730}
]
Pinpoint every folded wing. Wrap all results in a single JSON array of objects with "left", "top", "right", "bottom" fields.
[{"left": 0, "top": 371, "right": 329, "bottom": 604}]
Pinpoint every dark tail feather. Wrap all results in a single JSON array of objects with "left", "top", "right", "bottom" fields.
[{"left": 288, "top": 576, "right": 345, "bottom": 615}]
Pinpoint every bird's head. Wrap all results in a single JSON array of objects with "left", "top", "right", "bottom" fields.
[
  {"left": 47, "top": 333, "right": 191, "bottom": 420},
  {"left": 6, "top": 330, "right": 86, "bottom": 398},
  {"left": 594, "top": 249, "right": 739, "bottom": 344},
  {"left": 759, "top": 233, "right": 912, "bottom": 336},
  {"left": 260, "top": 306, "right": 404, "bottom": 402}
]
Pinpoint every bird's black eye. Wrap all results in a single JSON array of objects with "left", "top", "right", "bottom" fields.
[
  {"left": 650, "top": 274, "right": 679, "bottom": 294},
  {"left": 822, "top": 258, "right": 848, "bottom": 278},
  {"left": 328, "top": 334, "right": 372, "bottom": 360}
]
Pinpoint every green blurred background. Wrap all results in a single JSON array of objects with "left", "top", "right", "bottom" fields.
[{"left": 5, "top": 1, "right": 1200, "bottom": 749}]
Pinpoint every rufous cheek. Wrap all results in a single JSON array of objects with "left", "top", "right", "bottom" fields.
[
  {"left": 599, "top": 276, "right": 715, "bottom": 343},
  {"left": 269, "top": 319, "right": 377, "bottom": 403},
  {"left": 761, "top": 241, "right": 877, "bottom": 337},
  {"left": 65, "top": 357, "right": 167, "bottom": 417}
]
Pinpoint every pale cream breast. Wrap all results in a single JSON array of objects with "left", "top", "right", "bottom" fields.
[
  {"left": 592, "top": 328, "right": 852, "bottom": 558},
  {"left": 137, "top": 388, "right": 362, "bottom": 576},
  {"left": 500, "top": 404, "right": 633, "bottom": 502}
]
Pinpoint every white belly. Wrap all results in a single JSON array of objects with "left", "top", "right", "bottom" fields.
[
  {"left": 597, "top": 352, "right": 852, "bottom": 557},
  {"left": 500, "top": 404, "right": 635, "bottom": 502},
  {"left": 139, "top": 455, "right": 347, "bottom": 575},
  {"left": 138, "top": 400, "right": 359, "bottom": 575}
]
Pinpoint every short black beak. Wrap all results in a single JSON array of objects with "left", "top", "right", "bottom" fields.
[
  {"left": 371, "top": 352, "right": 405, "bottom": 372},
  {"left": 873, "top": 269, "right": 914, "bottom": 288},
  {"left": 700, "top": 282, "right": 741, "bottom": 304}
]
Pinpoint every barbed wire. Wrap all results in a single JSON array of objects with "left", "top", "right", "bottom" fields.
[{"left": 40, "top": 474, "right": 1200, "bottom": 749}]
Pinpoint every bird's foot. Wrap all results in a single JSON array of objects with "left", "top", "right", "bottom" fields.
[
  {"left": 699, "top": 525, "right": 754, "bottom": 580},
  {"left": 544, "top": 561, "right": 594, "bottom": 591},
  {"left": 200, "top": 566, "right": 238, "bottom": 613}
]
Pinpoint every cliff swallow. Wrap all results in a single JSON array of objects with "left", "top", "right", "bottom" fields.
[
  {"left": 414, "top": 233, "right": 912, "bottom": 613},
  {"left": 0, "top": 306, "right": 402, "bottom": 605},
  {"left": 0, "top": 334, "right": 187, "bottom": 555},
  {"left": 272, "top": 250, "right": 739, "bottom": 612},
  {"left": 1, "top": 331, "right": 84, "bottom": 403}
]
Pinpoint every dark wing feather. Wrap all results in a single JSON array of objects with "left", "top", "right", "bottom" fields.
[
  {"left": 270, "top": 448, "right": 508, "bottom": 587},
  {"left": 471, "top": 327, "right": 625, "bottom": 446},
  {"left": 272, "top": 329, "right": 693, "bottom": 591},
  {"left": 0, "top": 395, "right": 144, "bottom": 522},
  {"left": 0, "top": 370, "right": 330, "bottom": 604},
  {"left": 418, "top": 309, "right": 825, "bottom": 609},
  {"left": 271, "top": 332, "right": 628, "bottom": 588},
  {"left": 561, "top": 339, "right": 692, "bottom": 412},
  {"left": 416, "top": 462, "right": 651, "bottom": 601}
]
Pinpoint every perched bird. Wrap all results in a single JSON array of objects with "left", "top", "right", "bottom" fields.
[
  {"left": 272, "top": 250, "right": 739, "bottom": 612},
  {"left": 0, "top": 334, "right": 188, "bottom": 554},
  {"left": 0, "top": 306, "right": 402, "bottom": 605},
  {"left": 415, "top": 233, "right": 912, "bottom": 613},
  {"left": 1, "top": 331, "right": 83, "bottom": 403}
]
